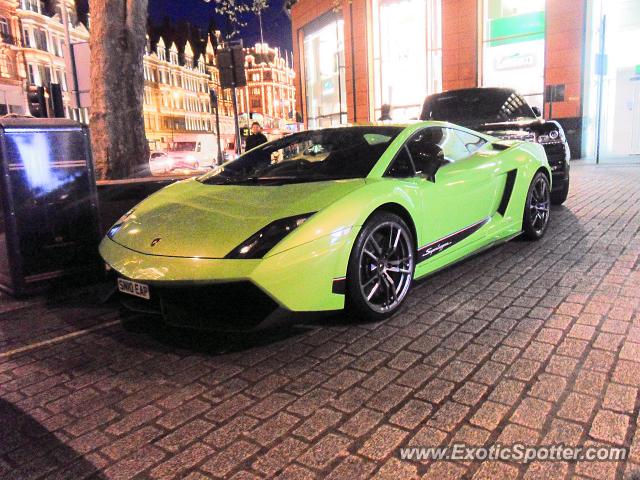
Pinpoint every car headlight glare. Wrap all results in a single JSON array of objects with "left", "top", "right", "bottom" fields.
[{"left": 226, "top": 213, "right": 316, "bottom": 259}]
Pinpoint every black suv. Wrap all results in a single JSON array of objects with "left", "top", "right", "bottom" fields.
[{"left": 421, "top": 87, "right": 570, "bottom": 205}]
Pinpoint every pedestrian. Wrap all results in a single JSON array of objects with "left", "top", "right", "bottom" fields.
[
  {"left": 379, "top": 104, "right": 392, "bottom": 121},
  {"left": 245, "top": 122, "right": 268, "bottom": 152}
]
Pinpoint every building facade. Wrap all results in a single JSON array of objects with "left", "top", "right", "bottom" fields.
[
  {"left": 16, "top": 0, "right": 89, "bottom": 121},
  {"left": 291, "top": 0, "right": 640, "bottom": 160},
  {"left": 142, "top": 37, "right": 214, "bottom": 151},
  {"left": 0, "top": 1, "right": 22, "bottom": 114},
  {"left": 207, "top": 37, "right": 298, "bottom": 145},
  {"left": 237, "top": 43, "right": 297, "bottom": 130},
  {"left": 0, "top": 0, "right": 88, "bottom": 119}
]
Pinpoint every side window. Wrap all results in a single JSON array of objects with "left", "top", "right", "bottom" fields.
[
  {"left": 438, "top": 128, "right": 470, "bottom": 162},
  {"left": 455, "top": 130, "right": 487, "bottom": 154},
  {"left": 406, "top": 128, "right": 443, "bottom": 168},
  {"left": 385, "top": 146, "right": 415, "bottom": 178}
]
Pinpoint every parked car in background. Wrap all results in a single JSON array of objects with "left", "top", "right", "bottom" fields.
[{"left": 421, "top": 87, "right": 570, "bottom": 204}]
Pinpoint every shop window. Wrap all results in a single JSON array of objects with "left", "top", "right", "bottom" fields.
[
  {"left": 481, "top": 0, "right": 546, "bottom": 110},
  {"left": 303, "top": 14, "right": 347, "bottom": 128},
  {"left": 372, "top": 0, "right": 442, "bottom": 121}
]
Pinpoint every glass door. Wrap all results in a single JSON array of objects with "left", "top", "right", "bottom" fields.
[{"left": 584, "top": 0, "right": 640, "bottom": 162}]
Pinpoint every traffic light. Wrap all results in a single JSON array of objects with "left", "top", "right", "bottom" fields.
[
  {"left": 217, "top": 45, "right": 246, "bottom": 89},
  {"left": 27, "top": 85, "right": 47, "bottom": 118}
]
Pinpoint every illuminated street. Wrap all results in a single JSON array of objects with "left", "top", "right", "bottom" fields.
[{"left": 1, "top": 163, "right": 638, "bottom": 479}]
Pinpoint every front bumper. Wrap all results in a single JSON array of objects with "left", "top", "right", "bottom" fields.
[
  {"left": 100, "top": 226, "right": 358, "bottom": 327},
  {"left": 542, "top": 141, "right": 570, "bottom": 191}
]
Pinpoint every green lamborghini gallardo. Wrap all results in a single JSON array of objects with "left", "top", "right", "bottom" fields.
[{"left": 100, "top": 122, "right": 552, "bottom": 329}]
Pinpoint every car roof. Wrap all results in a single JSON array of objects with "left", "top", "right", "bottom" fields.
[{"left": 425, "top": 87, "right": 518, "bottom": 99}]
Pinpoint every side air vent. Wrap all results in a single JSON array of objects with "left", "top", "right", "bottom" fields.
[{"left": 497, "top": 170, "right": 517, "bottom": 216}]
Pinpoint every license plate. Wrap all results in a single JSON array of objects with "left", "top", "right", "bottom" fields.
[{"left": 117, "top": 278, "right": 150, "bottom": 300}]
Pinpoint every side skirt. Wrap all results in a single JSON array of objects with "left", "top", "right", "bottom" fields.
[
  {"left": 416, "top": 217, "right": 491, "bottom": 264},
  {"left": 413, "top": 231, "right": 523, "bottom": 283}
]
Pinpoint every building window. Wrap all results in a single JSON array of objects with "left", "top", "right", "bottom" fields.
[
  {"left": 21, "top": 0, "right": 41, "bottom": 14},
  {"left": 33, "top": 29, "right": 48, "bottom": 52},
  {"left": 56, "top": 69, "right": 67, "bottom": 91},
  {"left": 481, "top": 0, "right": 546, "bottom": 110},
  {"left": 303, "top": 14, "right": 347, "bottom": 127},
  {"left": 22, "top": 27, "right": 31, "bottom": 48},
  {"left": 372, "top": 0, "right": 441, "bottom": 121},
  {"left": 0, "top": 17, "right": 10, "bottom": 38},
  {"left": 0, "top": 52, "right": 11, "bottom": 77}
]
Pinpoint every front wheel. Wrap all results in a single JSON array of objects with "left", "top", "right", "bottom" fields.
[
  {"left": 522, "top": 172, "right": 551, "bottom": 240},
  {"left": 346, "top": 212, "right": 415, "bottom": 321}
]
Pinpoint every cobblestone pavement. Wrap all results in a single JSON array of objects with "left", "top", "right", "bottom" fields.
[{"left": 1, "top": 164, "right": 640, "bottom": 480}]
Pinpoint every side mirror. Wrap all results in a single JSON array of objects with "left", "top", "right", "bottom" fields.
[{"left": 531, "top": 106, "right": 542, "bottom": 117}]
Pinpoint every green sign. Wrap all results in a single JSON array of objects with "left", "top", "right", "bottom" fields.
[
  {"left": 489, "top": 11, "right": 546, "bottom": 47},
  {"left": 635, "top": 64, "right": 640, "bottom": 75}
]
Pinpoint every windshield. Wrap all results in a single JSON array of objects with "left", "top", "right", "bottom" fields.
[
  {"left": 421, "top": 89, "right": 535, "bottom": 125},
  {"left": 170, "top": 142, "right": 197, "bottom": 152},
  {"left": 198, "top": 126, "right": 403, "bottom": 185}
]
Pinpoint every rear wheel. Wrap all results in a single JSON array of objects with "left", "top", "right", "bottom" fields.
[
  {"left": 522, "top": 172, "right": 551, "bottom": 240},
  {"left": 346, "top": 212, "right": 415, "bottom": 321}
]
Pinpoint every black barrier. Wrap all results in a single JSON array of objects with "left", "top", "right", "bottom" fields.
[{"left": 0, "top": 118, "right": 101, "bottom": 296}]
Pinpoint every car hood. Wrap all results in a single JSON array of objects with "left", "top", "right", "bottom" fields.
[{"left": 109, "top": 178, "right": 365, "bottom": 258}]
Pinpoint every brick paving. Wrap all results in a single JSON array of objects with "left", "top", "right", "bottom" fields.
[{"left": 1, "top": 164, "right": 640, "bottom": 479}]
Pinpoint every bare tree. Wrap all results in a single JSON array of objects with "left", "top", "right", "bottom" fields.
[
  {"left": 205, "top": 0, "right": 270, "bottom": 41},
  {"left": 89, "top": 0, "right": 150, "bottom": 180},
  {"left": 252, "top": 0, "right": 268, "bottom": 44}
]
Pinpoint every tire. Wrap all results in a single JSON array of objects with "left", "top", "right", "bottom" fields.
[
  {"left": 522, "top": 172, "right": 551, "bottom": 240},
  {"left": 551, "top": 178, "right": 569, "bottom": 205},
  {"left": 346, "top": 212, "right": 415, "bottom": 321}
]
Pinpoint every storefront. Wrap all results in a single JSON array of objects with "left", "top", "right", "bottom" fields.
[
  {"left": 583, "top": 0, "right": 640, "bottom": 160},
  {"left": 371, "top": 0, "right": 442, "bottom": 121},
  {"left": 291, "top": 0, "right": 587, "bottom": 158},
  {"left": 480, "top": 0, "right": 546, "bottom": 111},
  {"left": 302, "top": 14, "right": 347, "bottom": 128}
]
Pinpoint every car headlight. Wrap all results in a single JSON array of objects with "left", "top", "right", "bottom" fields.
[
  {"left": 225, "top": 213, "right": 316, "bottom": 259},
  {"left": 537, "top": 129, "right": 562, "bottom": 144},
  {"left": 107, "top": 208, "right": 136, "bottom": 239}
]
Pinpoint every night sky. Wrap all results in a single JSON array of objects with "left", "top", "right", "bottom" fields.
[{"left": 77, "top": 0, "right": 293, "bottom": 52}]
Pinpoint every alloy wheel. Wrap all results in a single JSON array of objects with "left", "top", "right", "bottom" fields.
[
  {"left": 358, "top": 221, "right": 414, "bottom": 314},
  {"left": 529, "top": 176, "right": 550, "bottom": 235}
]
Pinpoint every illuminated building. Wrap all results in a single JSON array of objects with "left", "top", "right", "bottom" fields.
[
  {"left": 16, "top": 0, "right": 89, "bottom": 121},
  {"left": 207, "top": 35, "right": 298, "bottom": 140},
  {"left": 290, "top": 0, "right": 640, "bottom": 160},
  {"left": 237, "top": 42, "right": 297, "bottom": 130},
  {"left": 0, "top": 0, "right": 22, "bottom": 114},
  {"left": 142, "top": 37, "right": 214, "bottom": 151}
]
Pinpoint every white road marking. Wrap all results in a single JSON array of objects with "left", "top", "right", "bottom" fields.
[{"left": 0, "top": 319, "right": 121, "bottom": 359}]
